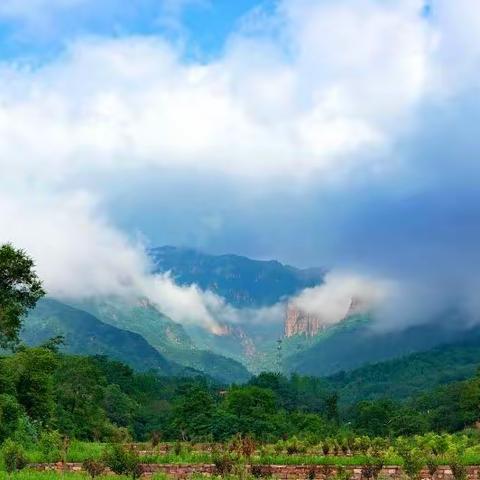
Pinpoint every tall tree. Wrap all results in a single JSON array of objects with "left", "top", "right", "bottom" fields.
[{"left": 0, "top": 244, "right": 44, "bottom": 347}]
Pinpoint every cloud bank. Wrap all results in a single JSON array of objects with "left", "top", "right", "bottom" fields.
[{"left": 0, "top": 0, "right": 480, "bottom": 330}]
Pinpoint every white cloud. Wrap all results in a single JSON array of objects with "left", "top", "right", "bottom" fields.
[
  {"left": 0, "top": 0, "right": 479, "bottom": 329},
  {"left": 290, "top": 271, "right": 394, "bottom": 326},
  {"left": 0, "top": 0, "right": 436, "bottom": 185},
  {"left": 0, "top": 188, "right": 227, "bottom": 331}
]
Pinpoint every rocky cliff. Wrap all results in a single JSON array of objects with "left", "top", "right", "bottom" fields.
[{"left": 284, "top": 297, "right": 363, "bottom": 338}]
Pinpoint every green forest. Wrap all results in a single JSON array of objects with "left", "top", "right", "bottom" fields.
[{"left": 2, "top": 243, "right": 480, "bottom": 479}]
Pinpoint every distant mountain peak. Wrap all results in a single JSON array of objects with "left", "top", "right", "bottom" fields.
[{"left": 150, "top": 245, "right": 325, "bottom": 308}]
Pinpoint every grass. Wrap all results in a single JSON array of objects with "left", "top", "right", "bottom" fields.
[{"left": 16, "top": 441, "right": 480, "bottom": 467}]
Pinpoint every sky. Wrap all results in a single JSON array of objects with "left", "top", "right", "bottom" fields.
[{"left": 1, "top": 0, "right": 480, "bottom": 328}]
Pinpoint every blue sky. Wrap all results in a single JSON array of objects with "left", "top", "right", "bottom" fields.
[
  {"left": 0, "top": 0, "right": 270, "bottom": 61},
  {"left": 0, "top": 0, "right": 479, "bottom": 325}
]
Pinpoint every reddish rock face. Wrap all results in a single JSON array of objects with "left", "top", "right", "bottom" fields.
[
  {"left": 284, "top": 297, "right": 363, "bottom": 338},
  {"left": 284, "top": 304, "right": 328, "bottom": 337}
]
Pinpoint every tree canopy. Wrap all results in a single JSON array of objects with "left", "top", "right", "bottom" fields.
[{"left": 0, "top": 244, "right": 44, "bottom": 347}]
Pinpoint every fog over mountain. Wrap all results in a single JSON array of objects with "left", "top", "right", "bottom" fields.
[{"left": 0, "top": 0, "right": 479, "bottom": 334}]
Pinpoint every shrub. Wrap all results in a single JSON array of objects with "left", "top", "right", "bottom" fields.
[
  {"left": 38, "top": 430, "right": 62, "bottom": 463},
  {"left": 284, "top": 436, "right": 306, "bottom": 455},
  {"left": 150, "top": 431, "right": 161, "bottom": 448},
  {"left": 251, "top": 464, "right": 273, "bottom": 478},
  {"left": 2, "top": 439, "right": 28, "bottom": 473},
  {"left": 361, "top": 457, "right": 384, "bottom": 480},
  {"left": 426, "top": 454, "right": 438, "bottom": 478},
  {"left": 398, "top": 448, "right": 425, "bottom": 480},
  {"left": 448, "top": 453, "right": 467, "bottom": 480},
  {"left": 335, "top": 466, "right": 351, "bottom": 480},
  {"left": 103, "top": 443, "right": 143, "bottom": 479},
  {"left": 83, "top": 459, "right": 106, "bottom": 479},
  {"left": 321, "top": 441, "right": 330, "bottom": 456},
  {"left": 173, "top": 441, "right": 183, "bottom": 456},
  {"left": 213, "top": 452, "right": 235, "bottom": 476}
]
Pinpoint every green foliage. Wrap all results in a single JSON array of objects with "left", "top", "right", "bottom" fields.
[
  {"left": 395, "top": 440, "right": 425, "bottom": 480},
  {"left": 1, "top": 439, "right": 28, "bottom": 473},
  {"left": 82, "top": 459, "right": 106, "bottom": 479},
  {"left": 0, "top": 395, "right": 24, "bottom": 442},
  {"left": 0, "top": 243, "right": 44, "bottom": 348},
  {"left": 37, "top": 430, "right": 62, "bottom": 463},
  {"left": 102, "top": 444, "right": 142, "bottom": 479}
]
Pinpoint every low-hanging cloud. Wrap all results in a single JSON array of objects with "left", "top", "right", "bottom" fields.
[
  {"left": 0, "top": 189, "right": 231, "bottom": 332},
  {"left": 0, "top": 0, "right": 479, "bottom": 333},
  {"left": 289, "top": 272, "right": 394, "bottom": 326}
]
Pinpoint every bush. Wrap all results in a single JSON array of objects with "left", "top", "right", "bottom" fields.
[
  {"left": 335, "top": 466, "right": 351, "bottom": 480},
  {"left": 398, "top": 448, "right": 425, "bottom": 480},
  {"left": 251, "top": 464, "right": 273, "bottom": 478},
  {"left": 2, "top": 439, "right": 28, "bottom": 473},
  {"left": 213, "top": 452, "right": 235, "bottom": 476},
  {"left": 229, "top": 434, "right": 257, "bottom": 458},
  {"left": 284, "top": 436, "right": 306, "bottom": 455},
  {"left": 38, "top": 430, "right": 62, "bottom": 463},
  {"left": 103, "top": 443, "right": 143, "bottom": 479},
  {"left": 361, "top": 457, "right": 383, "bottom": 480},
  {"left": 150, "top": 431, "right": 161, "bottom": 448},
  {"left": 448, "top": 452, "right": 467, "bottom": 480},
  {"left": 83, "top": 459, "right": 106, "bottom": 479}
]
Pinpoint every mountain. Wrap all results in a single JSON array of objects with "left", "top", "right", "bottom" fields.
[
  {"left": 327, "top": 332, "right": 480, "bottom": 405},
  {"left": 21, "top": 298, "right": 174, "bottom": 375},
  {"left": 71, "top": 297, "right": 251, "bottom": 384},
  {"left": 287, "top": 311, "right": 480, "bottom": 377},
  {"left": 149, "top": 246, "right": 324, "bottom": 371},
  {"left": 150, "top": 246, "right": 325, "bottom": 308}
]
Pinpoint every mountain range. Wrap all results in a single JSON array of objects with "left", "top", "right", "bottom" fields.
[{"left": 19, "top": 245, "right": 480, "bottom": 391}]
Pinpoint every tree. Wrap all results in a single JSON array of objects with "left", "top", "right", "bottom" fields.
[
  {"left": 2, "top": 347, "right": 58, "bottom": 424},
  {"left": 172, "top": 385, "right": 215, "bottom": 440},
  {"left": 54, "top": 356, "right": 108, "bottom": 439},
  {"left": 0, "top": 244, "right": 44, "bottom": 348},
  {"left": 1, "top": 439, "right": 28, "bottom": 474}
]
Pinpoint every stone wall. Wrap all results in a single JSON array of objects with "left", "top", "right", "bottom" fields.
[{"left": 29, "top": 463, "right": 480, "bottom": 480}]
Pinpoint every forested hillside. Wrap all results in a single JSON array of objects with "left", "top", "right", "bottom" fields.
[
  {"left": 22, "top": 299, "right": 175, "bottom": 375},
  {"left": 328, "top": 335, "right": 480, "bottom": 405},
  {"left": 70, "top": 297, "right": 251, "bottom": 383},
  {"left": 287, "top": 312, "right": 480, "bottom": 376}
]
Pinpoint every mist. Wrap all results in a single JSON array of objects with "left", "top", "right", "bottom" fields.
[{"left": 0, "top": 0, "right": 480, "bottom": 334}]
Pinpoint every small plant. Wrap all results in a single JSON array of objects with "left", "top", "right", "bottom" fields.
[
  {"left": 2, "top": 439, "right": 28, "bottom": 474},
  {"left": 229, "top": 434, "right": 257, "bottom": 458},
  {"left": 103, "top": 443, "right": 143, "bottom": 480},
  {"left": 361, "top": 457, "right": 384, "bottom": 480},
  {"left": 38, "top": 429, "right": 62, "bottom": 463},
  {"left": 83, "top": 459, "right": 106, "bottom": 479},
  {"left": 320, "top": 465, "right": 334, "bottom": 479},
  {"left": 398, "top": 447, "right": 425, "bottom": 480},
  {"left": 213, "top": 451, "right": 235, "bottom": 476},
  {"left": 308, "top": 466, "right": 316, "bottom": 480},
  {"left": 321, "top": 441, "right": 330, "bottom": 456},
  {"left": 150, "top": 431, "right": 161, "bottom": 448},
  {"left": 426, "top": 454, "right": 438, "bottom": 478},
  {"left": 335, "top": 466, "right": 351, "bottom": 480},
  {"left": 251, "top": 464, "right": 273, "bottom": 478},
  {"left": 61, "top": 435, "right": 70, "bottom": 466},
  {"left": 285, "top": 436, "right": 306, "bottom": 455},
  {"left": 173, "top": 441, "right": 183, "bottom": 456},
  {"left": 449, "top": 456, "right": 467, "bottom": 480}
]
